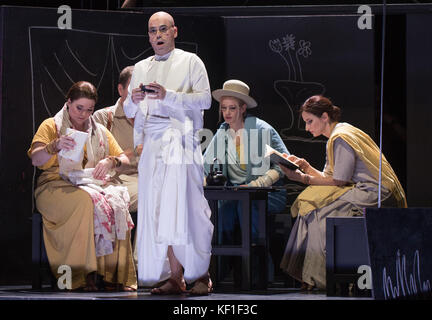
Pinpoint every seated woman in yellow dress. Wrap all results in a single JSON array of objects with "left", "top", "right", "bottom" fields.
[
  {"left": 28, "top": 81, "right": 137, "bottom": 291},
  {"left": 279, "top": 95, "right": 407, "bottom": 290}
]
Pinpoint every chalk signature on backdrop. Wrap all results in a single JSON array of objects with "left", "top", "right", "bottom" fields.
[
  {"left": 269, "top": 34, "right": 326, "bottom": 143},
  {"left": 383, "top": 250, "right": 431, "bottom": 300}
]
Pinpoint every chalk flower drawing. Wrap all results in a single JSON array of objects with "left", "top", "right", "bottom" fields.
[
  {"left": 282, "top": 34, "right": 296, "bottom": 51},
  {"left": 268, "top": 34, "right": 325, "bottom": 135},
  {"left": 298, "top": 40, "right": 312, "bottom": 57},
  {"left": 269, "top": 38, "right": 282, "bottom": 53}
]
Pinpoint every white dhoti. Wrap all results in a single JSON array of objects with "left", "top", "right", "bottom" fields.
[{"left": 136, "top": 115, "right": 213, "bottom": 286}]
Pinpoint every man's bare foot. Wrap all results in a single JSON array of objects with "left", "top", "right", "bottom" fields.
[
  {"left": 189, "top": 274, "right": 213, "bottom": 296},
  {"left": 150, "top": 278, "right": 186, "bottom": 295}
]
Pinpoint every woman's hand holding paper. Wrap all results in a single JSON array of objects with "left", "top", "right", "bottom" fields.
[{"left": 57, "top": 134, "right": 76, "bottom": 151}]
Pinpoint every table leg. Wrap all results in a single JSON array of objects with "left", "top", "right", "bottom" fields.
[
  {"left": 208, "top": 199, "right": 219, "bottom": 282},
  {"left": 240, "top": 196, "right": 251, "bottom": 291},
  {"left": 256, "top": 198, "right": 268, "bottom": 290}
]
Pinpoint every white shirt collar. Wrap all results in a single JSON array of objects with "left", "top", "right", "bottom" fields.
[{"left": 154, "top": 49, "right": 173, "bottom": 61}]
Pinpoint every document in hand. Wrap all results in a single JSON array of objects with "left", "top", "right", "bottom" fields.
[
  {"left": 265, "top": 144, "right": 299, "bottom": 171},
  {"left": 58, "top": 128, "right": 88, "bottom": 162}
]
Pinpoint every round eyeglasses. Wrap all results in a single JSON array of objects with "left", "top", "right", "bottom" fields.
[{"left": 148, "top": 25, "right": 173, "bottom": 36}]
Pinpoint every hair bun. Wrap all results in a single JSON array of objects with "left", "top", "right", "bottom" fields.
[{"left": 332, "top": 105, "right": 341, "bottom": 122}]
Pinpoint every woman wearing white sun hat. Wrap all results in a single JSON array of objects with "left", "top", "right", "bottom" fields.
[{"left": 203, "top": 79, "right": 290, "bottom": 247}]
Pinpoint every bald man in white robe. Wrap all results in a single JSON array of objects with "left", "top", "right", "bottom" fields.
[{"left": 123, "top": 11, "right": 214, "bottom": 295}]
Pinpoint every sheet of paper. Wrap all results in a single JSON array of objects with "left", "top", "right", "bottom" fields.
[
  {"left": 265, "top": 144, "right": 278, "bottom": 157},
  {"left": 58, "top": 128, "right": 88, "bottom": 162}
]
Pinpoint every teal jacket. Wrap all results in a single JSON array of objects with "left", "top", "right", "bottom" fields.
[{"left": 203, "top": 116, "right": 289, "bottom": 184}]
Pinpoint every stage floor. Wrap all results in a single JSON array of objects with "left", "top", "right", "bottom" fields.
[{"left": 0, "top": 285, "right": 370, "bottom": 300}]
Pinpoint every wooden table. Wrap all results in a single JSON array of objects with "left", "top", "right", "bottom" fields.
[{"left": 204, "top": 186, "right": 279, "bottom": 291}]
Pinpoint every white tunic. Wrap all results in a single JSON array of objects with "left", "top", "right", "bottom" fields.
[{"left": 123, "top": 48, "right": 214, "bottom": 286}]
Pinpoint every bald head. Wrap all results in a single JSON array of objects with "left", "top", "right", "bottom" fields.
[
  {"left": 148, "top": 11, "right": 175, "bottom": 28},
  {"left": 148, "top": 11, "right": 178, "bottom": 56}
]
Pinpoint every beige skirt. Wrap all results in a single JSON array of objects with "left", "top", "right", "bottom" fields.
[
  {"left": 280, "top": 181, "right": 396, "bottom": 289},
  {"left": 35, "top": 179, "right": 137, "bottom": 290}
]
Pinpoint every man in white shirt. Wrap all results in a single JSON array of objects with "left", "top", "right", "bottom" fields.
[{"left": 123, "top": 11, "right": 214, "bottom": 296}]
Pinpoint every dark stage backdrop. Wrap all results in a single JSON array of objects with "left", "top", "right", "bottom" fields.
[
  {"left": 222, "top": 15, "right": 375, "bottom": 171},
  {"left": 406, "top": 14, "right": 432, "bottom": 207},
  {"left": 1, "top": 5, "right": 428, "bottom": 286},
  {"left": 0, "top": 6, "right": 225, "bottom": 285}
]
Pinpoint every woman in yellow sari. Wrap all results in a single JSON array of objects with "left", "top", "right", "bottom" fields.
[
  {"left": 279, "top": 95, "right": 406, "bottom": 290},
  {"left": 28, "top": 81, "right": 137, "bottom": 291}
]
